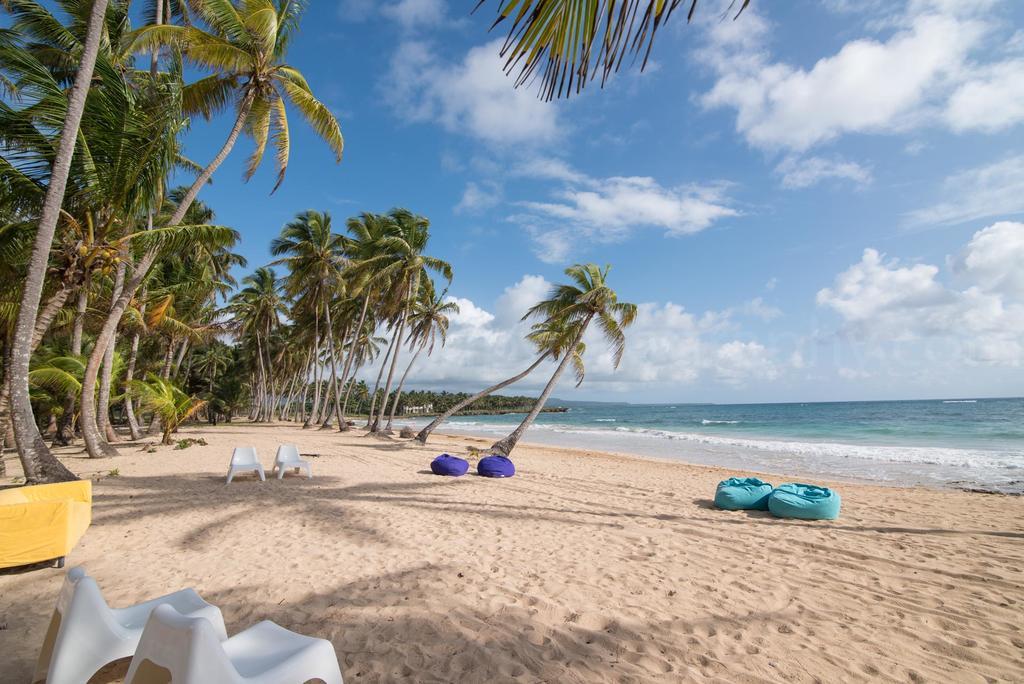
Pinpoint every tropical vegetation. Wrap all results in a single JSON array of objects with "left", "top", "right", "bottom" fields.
[{"left": 0, "top": 0, "right": 641, "bottom": 483}]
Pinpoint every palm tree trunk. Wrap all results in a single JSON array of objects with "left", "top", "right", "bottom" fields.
[
  {"left": 366, "top": 325, "right": 397, "bottom": 428},
  {"left": 489, "top": 323, "right": 590, "bottom": 457},
  {"left": 365, "top": 328, "right": 396, "bottom": 429},
  {"left": 415, "top": 353, "right": 551, "bottom": 444},
  {"left": 8, "top": 0, "right": 109, "bottom": 482},
  {"left": 98, "top": 259, "right": 127, "bottom": 444},
  {"left": 386, "top": 345, "right": 423, "bottom": 431},
  {"left": 320, "top": 306, "right": 345, "bottom": 430},
  {"left": 340, "top": 364, "right": 363, "bottom": 418},
  {"left": 262, "top": 325, "right": 276, "bottom": 421},
  {"left": 79, "top": 90, "right": 255, "bottom": 460},
  {"left": 148, "top": 339, "right": 175, "bottom": 435},
  {"left": 172, "top": 338, "right": 189, "bottom": 378},
  {"left": 254, "top": 333, "right": 269, "bottom": 422},
  {"left": 337, "top": 296, "right": 369, "bottom": 429},
  {"left": 304, "top": 314, "right": 322, "bottom": 428},
  {"left": 372, "top": 308, "right": 409, "bottom": 433}
]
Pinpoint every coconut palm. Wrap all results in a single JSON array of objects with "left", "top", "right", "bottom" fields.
[
  {"left": 129, "top": 373, "right": 206, "bottom": 445},
  {"left": 357, "top": 209, "right": 452, "bottom": 433},
  {"left": 4, "top": 0, "right": 111, "bottom": 482},
  {"left": 193, "top": 342, "right": 233, "bottom": 395},
  {"left": 415, "top": 314, "right": 583, "bottom": 444},
  {"left": 489, "top": 263, "right": 636, "bottom": 456},
  {"left": 385, "top": 283, "right": 458, "bottom": 431},
  {"left": 78, "top": 0, "right": 345, "bottom": 458},
  {"left": 270, "top": 210, "right": 348, "bottom": 429},
  {"left": 227, "top": 267, "right": 285, "bottom": 421},
  {"left": 482, "top": 0, "right": 750, "bottom": 100}
]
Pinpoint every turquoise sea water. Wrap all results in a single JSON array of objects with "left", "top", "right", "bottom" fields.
[{"left": 408, "top": 397, "right": 1024, "bottom": 492}]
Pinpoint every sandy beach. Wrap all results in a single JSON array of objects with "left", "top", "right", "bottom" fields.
[{"left": 2, "top": 422, "right": 1023, "bottom": 683}]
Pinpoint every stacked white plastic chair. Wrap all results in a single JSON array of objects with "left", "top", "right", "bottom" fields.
[
  {"left": 125, "top": 604, "right": 344, "bottom": 684},
  {"left": 226, "top": 446, "right": 265, "bottom": 483},
  {"left": 273, "top": 444, "right": 312, "bottom": 480},
  {"left": 33, "top": 567, "right": 225, "bottom": 684}
]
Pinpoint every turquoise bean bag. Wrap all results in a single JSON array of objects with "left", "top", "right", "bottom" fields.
[
  {"left": 714, "top": 477, "right": 774, "bottom": 511},
  {"left": 768, "top": 483, "right": 841, "bottom": 520}
]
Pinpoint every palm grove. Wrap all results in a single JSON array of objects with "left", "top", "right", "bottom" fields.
[{"left": 0, "top": 0, "right": 639, "bottom": 485}]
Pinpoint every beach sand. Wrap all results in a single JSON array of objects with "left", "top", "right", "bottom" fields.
[{"left": 2, "top": 422, "right": 1023, "bottom": 683}]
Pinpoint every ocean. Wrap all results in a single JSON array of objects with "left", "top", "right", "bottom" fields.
[{"left": 406, "top": 397, "right": 1024, "bottom": 493}]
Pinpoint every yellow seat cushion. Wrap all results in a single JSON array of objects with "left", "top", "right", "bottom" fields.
[{"left": 0, "top": 480, "right": 91, "bottom": 569}]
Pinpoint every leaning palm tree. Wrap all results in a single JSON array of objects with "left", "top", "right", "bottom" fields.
[
  {"left": 77, "top": 0, "right": 345, "bottom": 458},
  {"left": 482, "top": 0, "right": 750, "bottom": 100},
  {"left": 489, "top": 263, "right": 637, "bottom": 456},
  {"left": 129, "top": 373, "right": 206, "bottom": 445},
  {"left": 4, "top": 0, "right": 111, "bottom": 482},
  {"left": 415, "top": 314, "right": 582, "bottom": 444}
]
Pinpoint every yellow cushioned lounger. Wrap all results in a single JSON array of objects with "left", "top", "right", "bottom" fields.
[{"left": 0, "top": 480, "right": 91, "bottom": 569}]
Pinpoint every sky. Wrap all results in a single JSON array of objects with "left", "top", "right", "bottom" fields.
[{"left": 168, "top": 0, "right": 1024, "bottom": 404}]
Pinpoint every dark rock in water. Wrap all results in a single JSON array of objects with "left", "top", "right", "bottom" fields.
[{"left": 399, "top": 426, "right": 416, "bottom": 439}]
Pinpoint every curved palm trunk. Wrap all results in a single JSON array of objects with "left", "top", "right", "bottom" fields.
[
  {"left": 372, "top": 309, "right": 409, "bottom": 433},
  {"left": 365, "top": 336, "right": 395, "bottom": 429},
  {"left": 340, "top": 364, "right": 363, "bottom": 418},
  {"left": 55, "top": 284, "right": 90, "bottom": 445},
  {"left": 8, "top": 0, "right": 110, "bottom": 482},
  {"left": 98, "top": 259, "right": 127, "bottom": 444},
  {"left": 386, "top": 345, "right": 423, "bottom": 431},
  {"left": 304, "top": 315, "right": 322, "bottom": 428},
  {"left": 319, "top": 304, "right": 343, "bottom": 429},
  {"left": 490, "top": 320, "right": 591, "bottom": 457},
  {"left": 79, "top": 92, "right": 255, "bottom": 459},
  {"left": 123, "top": 330, "right": 143, "bottom": 440},
  {"left": 415, "top": 352, "right": 551, "bottom": 444},
  {"left": 261, "top": 325, "right": 276, "bottom": 421},
  {"left": 337, "top": 296, "right": 369, "bottom": 430}
]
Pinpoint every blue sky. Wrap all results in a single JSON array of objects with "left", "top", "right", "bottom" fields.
[{"left": 169, "top": 0, "right": 1024, "bottom": 403}]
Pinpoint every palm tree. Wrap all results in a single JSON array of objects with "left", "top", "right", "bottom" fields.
[
  {"left": 4, "top": 0, "right": 110, "bottom": 482},
  {"left": 385, "top": 283, "right": 458, "bottom": 431},
  {"left": 270, "top": 210, "right": 348, "bottom": 429},
  {"left": 130, "top": 373, "right": 206, "bottom": 445},
  {"left": 78, "top": 0, "right": 345, "bottom": 458},
  {"left": 415, "top": 315, "right": 580, "bottom": 444},
  {"left": 357, "top": 209, "right": 452, "bottom": 433},
  {"left": 489, "top": 263, "right": 636, "bottom": 456},
  {"left": 481, "top": 0, "right": 750, "bottom": 100},
  {"left": 227, "top": 267, "right": 285, "bottom": 421},
  {"left": 193, "top": 343, "right": 233, "bottom": 395}
]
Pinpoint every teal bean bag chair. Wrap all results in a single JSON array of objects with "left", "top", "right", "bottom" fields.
[
  {"left": 768, "top": 483, "right": 841, "bottom": 520},
  {"left": 714, "top": 477, "right": 774, "bottom": 511}
]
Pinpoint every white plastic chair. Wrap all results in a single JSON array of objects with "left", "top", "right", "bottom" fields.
[
  {"left": 33, "top": 566, "right": 226, "bottom": 684},
  {"left": 226, "top": 446, "right": 265, "bottom": 483},
  {"left": 273, "top": 444, "right": 312, "bottom": 480},
  {"left": 125, "top": 604, "right": 344, "bottom": 684}
]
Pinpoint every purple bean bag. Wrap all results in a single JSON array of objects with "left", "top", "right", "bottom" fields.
[
  {"left": 477, "top": 455, "right": 515, "bottom": 478},
  {"left": 430, "top": 454, "right": 469, "bottom": 477}
]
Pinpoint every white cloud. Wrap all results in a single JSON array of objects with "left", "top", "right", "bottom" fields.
[
  {"left": 775, "top": 155, "right": 873, "bottom": 189},
  {"left": 700, "top": 3, "right": 1023, "bottom": 150},
  {"left": 398, "top": 276, "right": 788, "bottom": 394},
  {"left": 386, "top": 39, "right": 561, "bottom": 146},
  {"left": 507, "top": 158, "right": 738, "bottom": 260},
  {"left": 521, "top": 176, "right": 738, "bottom": 238},
  {"left": 380, "top": 0, "right": 446, "bottom": 29},
  {"left": 905, "top": 154, "right": 1024, "bottom": 227},
  {"left": 455, "top": 181, "right": 502, "bottom": 214},
  {"left": 740, "top": 297, "right": 783, "bottom": 321},
  {"left": 817, "top": 222, "right": 1024, "bottom": 366},
  {"left": 944, "top": 59, "right": 1024, "bottom": 132}
]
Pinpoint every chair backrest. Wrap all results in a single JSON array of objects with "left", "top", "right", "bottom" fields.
[
  {"left": 275, "top": 444, "right": 300, "bottom": 465},
  {"left": 230, "top": 447, "right": 258, "bottom": 466},
  {"left": 126, "top": 604, "right": 236, "bottom": 684}
]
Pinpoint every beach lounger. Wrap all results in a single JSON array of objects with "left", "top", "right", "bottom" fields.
[
  {"left": 273, "top": 444, "right": 312, "bottom": 480},
  {"left": 34, "top": 567, "right": 226, "bottom": 684},
  {"left": 226, "top": 446, "right": 265, "bottom": 483},
  {"left": 125, "top": 604, "right": 343, "bottom": 684}
]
